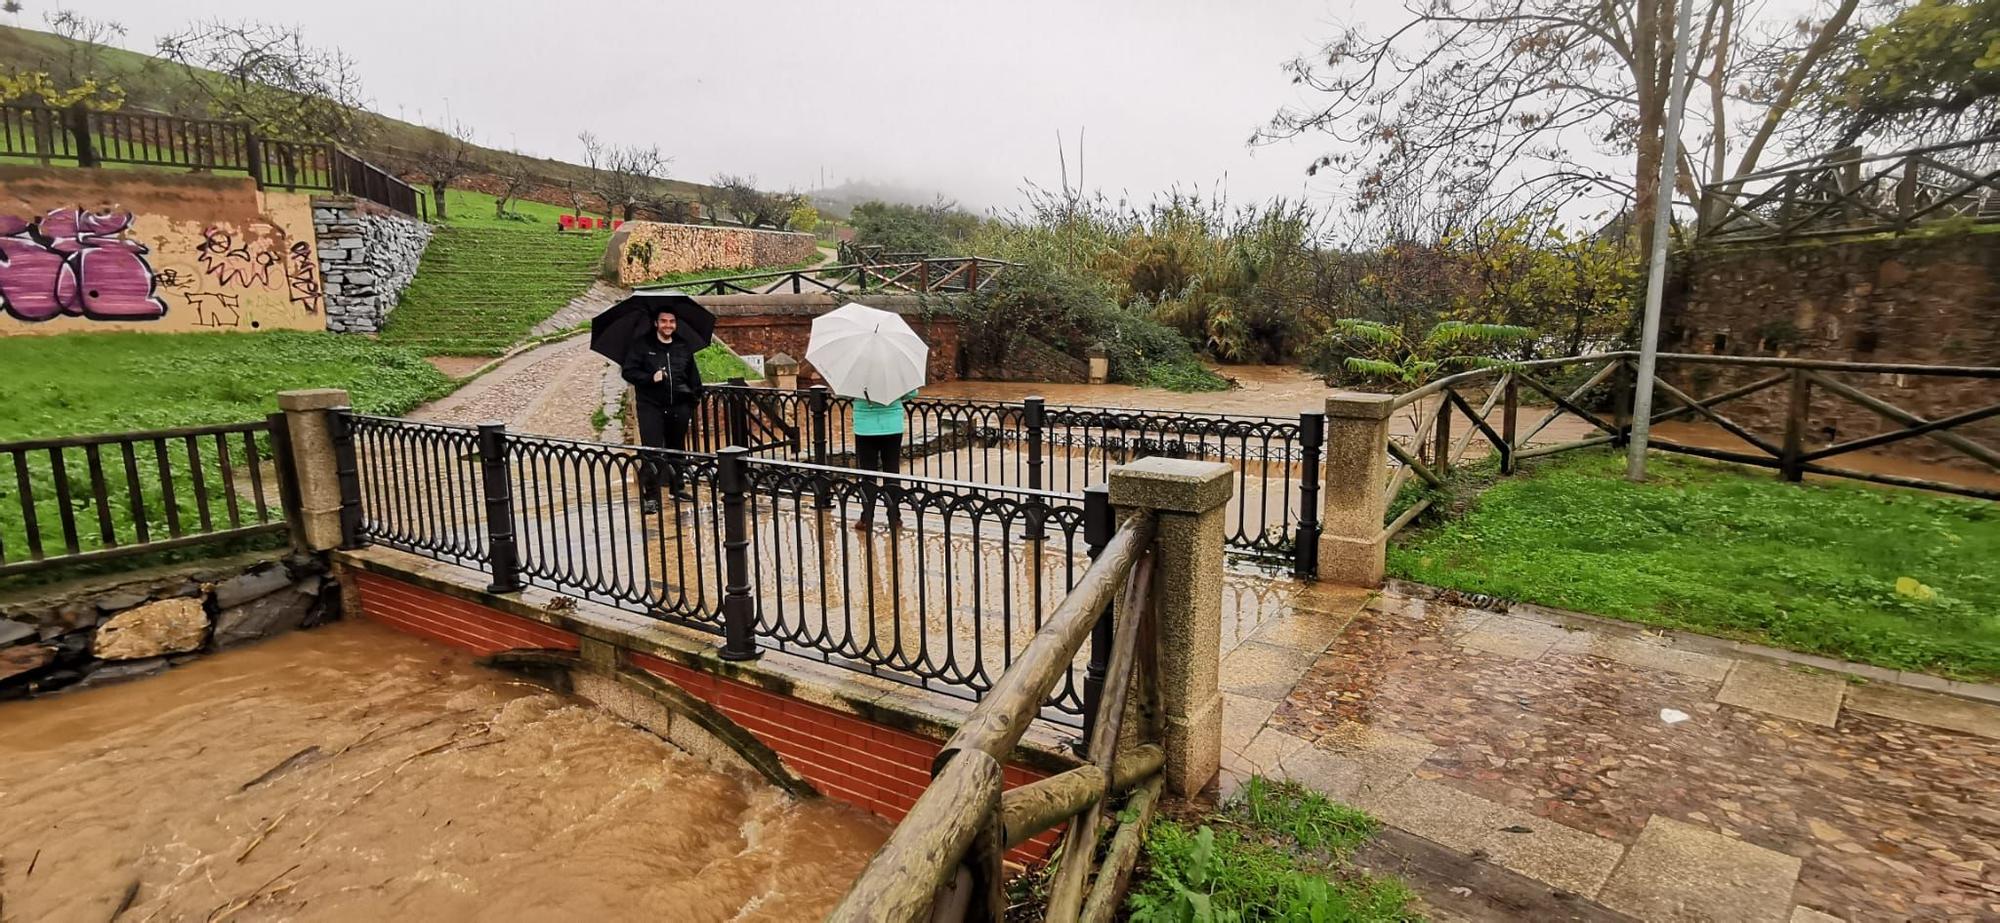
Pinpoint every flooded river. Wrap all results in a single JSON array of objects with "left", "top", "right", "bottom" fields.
[{"left": 0, "top": 620, "right": 886, "bottom": 922}]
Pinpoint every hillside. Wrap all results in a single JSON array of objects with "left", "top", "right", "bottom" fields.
[{"left": 0, "top": 24, "right": 712, "bottom": 207}]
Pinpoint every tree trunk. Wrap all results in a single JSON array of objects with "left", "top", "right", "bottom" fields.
[
  {"left": 432, "top": 181, "right": 449, "bottom": 219},
  {"left": 1631, "top": 0, "right": 1670, "bottom": 258}
]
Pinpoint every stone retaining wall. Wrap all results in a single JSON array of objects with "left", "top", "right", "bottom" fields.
[
  {"left": 0, "top": 553, "right": 336, "bottom": 697},
  {"left": 313, "top": 196, "right": 434, "bottom": 334},
  {"left": 605, "top": 221, "right": 819, "bottom": 286}
]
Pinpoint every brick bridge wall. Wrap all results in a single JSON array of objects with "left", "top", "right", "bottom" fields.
[
  {"left": 348, "top": 567, "right": 1058, "bottom": 862},
  {"left": 700, "top": 293, "right": 962, "bottom": 385},
  {"left": 1663, "top": 232, "right": 2000, "bottom": 466}
]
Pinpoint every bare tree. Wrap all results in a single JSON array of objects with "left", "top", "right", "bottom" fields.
[
  {"left": 156, "top": 19, "right": 370, "bottom": 142},
  {"left": 1258, "top": 0, "right": 1863, "bottom": 251},
  {"left": 494, "top": 151, "right": 537, "bottom": 219},
  {"left": 577, "top": 131, "right": 671, "bottom": 221},
  {"left": 410, "top": 121, "right": 482, "bottom": 220},
  {"left": 40, "top": 10, "right": 126, "bottom": 92},
  {"left": 712, "top": 173, "right": 806, "bottom": 229}
]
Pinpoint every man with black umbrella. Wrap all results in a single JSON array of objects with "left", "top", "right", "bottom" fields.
[{"left": 621, "top": 306, "right": 703, "bottom": 512}]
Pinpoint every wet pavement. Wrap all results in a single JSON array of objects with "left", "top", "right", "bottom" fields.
[
  {"left": 0, "top": 619, "right": 886, "bottom": 921},
  {"left": 1223, "top": 588, "right": 2000, "bottom": 923}
]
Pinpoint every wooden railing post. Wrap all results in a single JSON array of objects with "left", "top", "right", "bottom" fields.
[
  {"left": 1431, "top": 393, "right": 1452, "bottom": 474},
  {"left": 477, "top": 422, "right": 524, "bottom": 594},
  {"left": 65, "top": 102, "right": 97, "bottom": 168},
  {"left": 1500, "top": 376, "right": 1519, "bottom": 475},
  {"left": 1780, "top": 368, "right": 1811, "bottom": 482},
  {"left": 1612, "top": 358, "right": 1635, "bottom": 447},
  {"left": 717, "top": 446, "right": 761, "bottom": 661}
]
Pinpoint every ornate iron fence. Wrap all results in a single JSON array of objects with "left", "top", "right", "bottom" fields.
[
  {"left": 0, "top": 418, "right": 301, "bottom": 577},
  {"left": 698, "top": 385, "right": 1325, "bottom": 576},
  {"left": 338, "top": 414, "right": 1107, "bottom": 726}
]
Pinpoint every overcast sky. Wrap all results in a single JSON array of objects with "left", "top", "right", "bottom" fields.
[{"left": 58, "top": 0, "right": 1370, "bottom": 213}]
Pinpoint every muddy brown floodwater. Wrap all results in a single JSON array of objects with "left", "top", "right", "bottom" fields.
[{"left": 0, "top": 619, "right": 887, "bottom": 922}]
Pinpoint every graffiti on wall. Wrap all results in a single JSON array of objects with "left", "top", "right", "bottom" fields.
[
  {"left": 185, "top": 292, "right": 243, "bottom": 328},
  {"left": 0, "top": 207, "right": 169, "bottom": 322},
  {"left": 195, "top": 226, "right": 284, "bottom": 289},
  {"left": 285, "top": 240, "right": 323, "bottom": 314}
]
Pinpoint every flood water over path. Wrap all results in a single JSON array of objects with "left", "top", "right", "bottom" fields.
[{"left": 0, "top": 620, "right": 886, "bottom": 921}]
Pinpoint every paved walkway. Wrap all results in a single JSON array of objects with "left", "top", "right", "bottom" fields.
[{"left": 1218, "top": 583, "right": 2000, "bottom": 922}]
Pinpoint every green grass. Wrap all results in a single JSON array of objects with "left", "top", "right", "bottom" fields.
[
  {"left": 381, "top": 222, "right": 604, "bottom": 356},
  {"left": 0, "top": 331, "right": 452, "bottom": 580},
  {"left": 697, "top": 342, "right": 760, "bottom": 381},
  {"left": 1127, "top": 777, "right": 1417, "bottom": 922},
  {"left": 0, "top": 331, "right": 451, "bottom": 439},
  {"left": 1391, "top": 450, "right": 2000, "bottom": 680},
  {"left": 430, "top": 187, "right": 586, "bottom": 229}
]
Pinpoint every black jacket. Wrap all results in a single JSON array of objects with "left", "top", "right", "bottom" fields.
[{"left": 621, "top": 334, "right": 704, "bottom": 407}]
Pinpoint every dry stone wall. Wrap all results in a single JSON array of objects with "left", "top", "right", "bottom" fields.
[
  {"left": 313, "top": 196, "right": 434, "bottom": 334},
  {"left": 0, "top": 554, "right": 335, "bottom": 698},
  {"left": 605, "top": 222, "right": 819, "bottom": 286}
]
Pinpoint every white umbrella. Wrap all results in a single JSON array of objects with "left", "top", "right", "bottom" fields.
[{"left": 806, "top": 302, "right": 929, "bottom": 402}]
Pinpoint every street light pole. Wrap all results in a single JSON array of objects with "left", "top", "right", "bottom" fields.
[{"left": 1627, "top": 0, "right": 1699, "bottom": 481}]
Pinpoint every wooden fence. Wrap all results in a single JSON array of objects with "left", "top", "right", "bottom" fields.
[
  {"left": 0, "top": 102, "right": 426, "bottom": 219},
  {"left": 1698, "top": 136, "right": 2000, "bottom": 243},
  {"left": 1382, "top": 352, "right": 2000, "bottom": 539}
]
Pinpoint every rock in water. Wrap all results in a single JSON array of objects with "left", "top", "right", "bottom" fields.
[{"left": 94, "top": 598, "right": 208, "bottom": 660}]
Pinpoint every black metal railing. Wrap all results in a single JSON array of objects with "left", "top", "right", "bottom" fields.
[
  {"left": 733, "top": 452, "right": 1094, "bottom": 722},
  {"left": 698, "top": 385, "right": 1325, "bottom": 576},
  {"left": 0, "top": 102, "right": 426, "bottom": 219},
  {"left": 340, "top": 413, "right": 1107, "bottom": 724},
  {"left": 0, "top": 418, "right": 301, "bottom": 577}
]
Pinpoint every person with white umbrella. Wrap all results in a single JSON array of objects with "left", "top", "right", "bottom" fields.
[{"left": 806, "top": 302, "right": 929, "bottom": 531}]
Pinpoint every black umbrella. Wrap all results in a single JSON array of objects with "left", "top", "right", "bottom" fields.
[{"left": 589, "top": 289, "right": 717, "bottom": 360}]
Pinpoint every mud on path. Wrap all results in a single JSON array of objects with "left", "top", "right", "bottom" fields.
[
  {"left": 0, "top": 620, "right": 886, "bottom": 922},
  {"left": 412, "top": 336, "right": 620, "bottom": 442}
]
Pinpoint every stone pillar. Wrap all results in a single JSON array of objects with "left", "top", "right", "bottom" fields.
[
  {"left": 1108, "top": 456, "right": 1233, "bottom": 798},
  {"left": 767, "top": 353, "right": 799, "bottom": 391},
  {"left": 1086, "top": 345, "right": 1109, "bottom": 385},
  {"left": 278, "top": 388, "right": 351, "bottom": 551},
  {"left": 1317, "top": 391, "right": 1395, "bottom": 586}
]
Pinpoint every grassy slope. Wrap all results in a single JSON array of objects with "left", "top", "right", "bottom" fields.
[
  {"left": 1391, "top": 450, "right": 2000, "bottom": 679},
  {"left": 0, "top": 330, "right": 449, "bottom": 439},
  {"left": 0, "top": 24, "right": 713, "bottom": 201},
  {"left": 0, "top": 331, "right": 451, "bottom": 575},
  {"left": 382, "top": 202, "right": 604, "bottom": 356}
]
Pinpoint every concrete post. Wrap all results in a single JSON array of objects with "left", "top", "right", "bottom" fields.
[
  {"left": 1086, "top": 345, "right": 1110, "bottom": 385},
  {"left": 277, "top": 388, "right": 352, "bottom": 552},
  {"left": 1108, "top": 456, "right": 1234, "bottom": 798},
  {"left": 1317, "top": 391, "right": 1396, "bottom": 587}
]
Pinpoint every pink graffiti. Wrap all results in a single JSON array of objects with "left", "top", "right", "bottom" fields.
[{"left": 0, "top": 207, "right": 167, "bottom": 322}]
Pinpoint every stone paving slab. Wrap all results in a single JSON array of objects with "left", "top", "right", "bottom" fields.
[
  {"left": 1247, "top": 611, "right": 1349, "bottom": 653},
  {"left": 1844, "top": 682, "right": 2000, "bottom": 739},
  {"left": 1717, "top": 662, "right": 1846, "bottom": 727},
  {"left": 1218, "top": 640, "right": 1322, "bottom": 701},
  {"left": 1550, "top": 632, "right": 1734, "bottom": 682},
  {"left": 1598, "top": 815, "right": 1803, "bottom": 923},
  {"left": 1457, "top": 613, "right": 1575, "bottom": 660},
  {"left": 1258, "top": 591, "right": 2000, "bottom": 921},
  {"left": 1789, "top": 907, "right": 1843, "bottom": 923},
  {"left": 1220, "top": 692, "right": 1278, "bottom": 754},
  {"left": 1370, "top": 777, "right": 1627, "bottom": 898}
]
